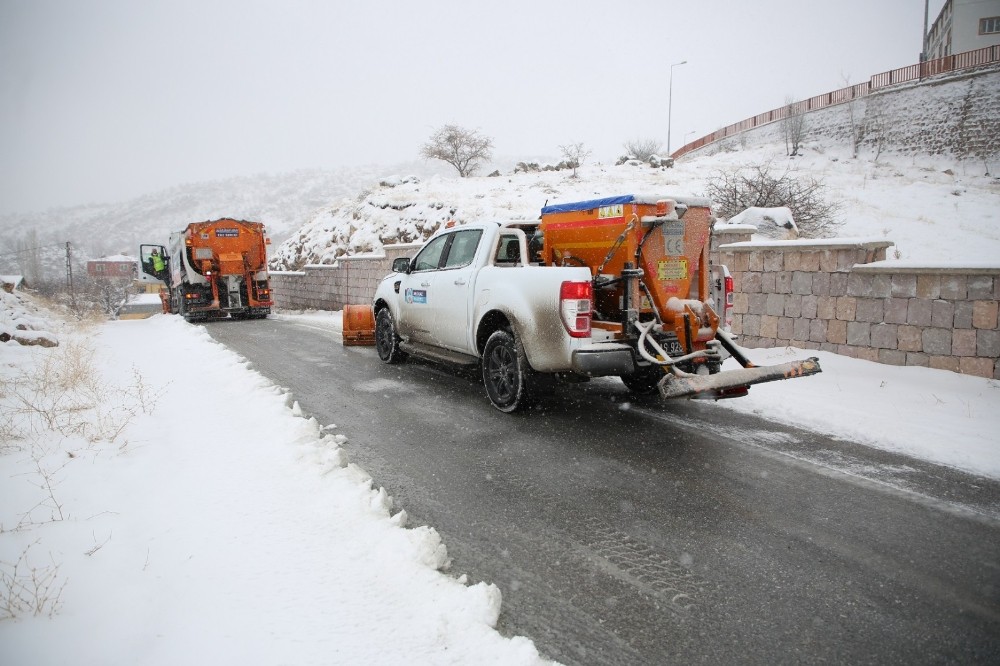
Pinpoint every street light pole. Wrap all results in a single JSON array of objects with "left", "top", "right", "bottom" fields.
[{"left": 667, "top": 60, "right": 687, "bottom": 157}]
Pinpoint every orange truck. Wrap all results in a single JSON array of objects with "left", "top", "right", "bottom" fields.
[
  {"left": 140, "top": 218, "right": 273, "bottom": 321},
  {"left": 370, "top": 194, "right": 820, "bottom": 411}
]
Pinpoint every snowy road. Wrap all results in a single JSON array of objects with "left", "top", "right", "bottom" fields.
[{"left": 207, "top": 317, "right": 1000, "bottom": 665}]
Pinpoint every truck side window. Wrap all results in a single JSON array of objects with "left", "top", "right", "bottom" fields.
[
  {"left": 443, "top": 229, "right": 483, "bottom": 269},
  {"left": 412, "top": 234, "right": 450, "bottom": 272},
  {"left": 495, "top": 235, "right": 520, "bottom": 265}
]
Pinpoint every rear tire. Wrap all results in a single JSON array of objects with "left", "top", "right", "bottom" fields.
[
  {"left": 482, "top": 328, "right": 534, "bottom": 413},
  {"left": 175, "top": 288, "right": 186, "bottom": 318},
  {"left": 620, "top": 366, "right": 665, "bottom": 395},
  {"left": 375, "top": 309, "right": 407, "bottom": 364}
]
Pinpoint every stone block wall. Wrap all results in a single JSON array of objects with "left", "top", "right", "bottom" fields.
[
  {"left": 717, "top": 239, "right": 1000, "bottom": 379},
  {"left": 270, "top": 243, "right": 421, "bottom": 311},
  {"left": 268, "top": 232, "right": 1000, "bottom": 380},
  {"left": 692, "top": 66, "right": 1000, "bottom": 162}
]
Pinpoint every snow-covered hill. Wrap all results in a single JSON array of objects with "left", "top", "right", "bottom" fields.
[
  {"left": 3, "top": 141, "right": 996, "bottom": 283},
  {"left": 0, "top": 161, "right": 456, "bottom": 278},
  {"left": 270, "top": 142, "right": 1000, "bottom": 271}
]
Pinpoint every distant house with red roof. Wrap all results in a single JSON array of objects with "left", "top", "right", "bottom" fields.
[{"left": 87, "top": 254, "right": 138, "bottom": 279}]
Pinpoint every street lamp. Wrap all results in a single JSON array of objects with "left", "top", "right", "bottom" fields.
[{"left": 667, "top": 60, "right": 687, "bottom": 156}]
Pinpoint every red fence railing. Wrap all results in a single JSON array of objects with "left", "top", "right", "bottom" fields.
[{"left": 671, "top": 45, "right": 1000, "bottom": 160}]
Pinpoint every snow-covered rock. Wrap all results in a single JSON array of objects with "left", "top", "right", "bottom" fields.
[{"left": 728, "top": 206, "right": 799, "bottom": 239}]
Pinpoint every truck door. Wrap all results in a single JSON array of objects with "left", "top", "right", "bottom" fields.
[
  {"left": 396, "top": 229, "right": 482, "bottom": 351},
  {"left": 423, "top": 228, "right": 482, "bottom": 352},
  {"left": 395, "top": 233, "right": 450, "bottom": 343},
  {"left": 139, "top": 244, "right": 169, "bottom": 284}
]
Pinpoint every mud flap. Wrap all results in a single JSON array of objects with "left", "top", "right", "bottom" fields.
[{"left": 658, "top": 357, "right": 822, "bottom": 400}]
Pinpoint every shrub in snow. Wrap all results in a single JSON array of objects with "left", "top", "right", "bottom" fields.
[
  {"left": 622, "top": 138, "right": 662, "bottom": 162},
  {"left": 705, "top": 161, "right": 842, "bottom": 238}
]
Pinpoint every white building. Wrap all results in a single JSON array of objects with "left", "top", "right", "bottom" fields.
[{"left": 925, "top": 0, "right": 1000, "bottom": 59}]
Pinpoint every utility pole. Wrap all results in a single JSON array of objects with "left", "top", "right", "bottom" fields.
[
  {"left": 921, "top": 0, "right": 929, "bottom": 64},
  {"left": 65, "top": 241, "right": 76, "bottom": 309},
  {"left": 667, "top": 60, "right": 687, "bottom": 157}
]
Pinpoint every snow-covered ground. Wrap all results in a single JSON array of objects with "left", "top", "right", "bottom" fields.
[
  {"left": 1, "top": 283, "right": 998, "bottom": 662},
  {"left": 0, "top": 296, "right": 550, "bottom": 665},
  {"left": 1, "top": 141, "right": 998, "bottom": 663}
]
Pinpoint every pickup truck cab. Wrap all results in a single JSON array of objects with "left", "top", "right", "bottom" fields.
[{"left": 372, "top": 221, "right": 636, "bottom": 412}]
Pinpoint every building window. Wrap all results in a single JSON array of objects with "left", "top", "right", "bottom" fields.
[{"left": 981, "top": 17, "right": 1000, "bottom": 35}]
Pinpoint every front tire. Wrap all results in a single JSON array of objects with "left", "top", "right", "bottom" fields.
[
  {"left": 482, "top": 328, "right": 534, "bottom": 413},
  {"left": 375, "top": 308, "right": 407, "bottom": 364}
]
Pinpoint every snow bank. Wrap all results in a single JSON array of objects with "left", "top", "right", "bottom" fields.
[{"left": 0, "top": 306, "right": 552, "bottom": 665}]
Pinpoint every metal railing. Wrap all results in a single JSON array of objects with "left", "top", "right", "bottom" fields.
[{"left": 671, "top": 45, "right": 1000, "bottom": 160}]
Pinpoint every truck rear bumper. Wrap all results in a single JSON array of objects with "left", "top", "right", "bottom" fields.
[{"left": 571, "top": 343, "right": 635, "bottom": 377}]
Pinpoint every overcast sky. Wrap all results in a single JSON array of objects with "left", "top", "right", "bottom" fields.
[{"left": 0, "top": 0, "right": 943, "bottom": 214}]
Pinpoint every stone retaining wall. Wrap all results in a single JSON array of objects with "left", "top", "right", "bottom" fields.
[
  {"left": 689, "top": 66, "right": 1000, "bottom": 162},
  {"left": 270, "top": 243, "right": 420, "bottom": 311},
  {"left": 717, "top": 238, "right": 1000, "bottom": 379},
  {"left": 268, "top": 231, "right": 1000, "bottom": 379}
]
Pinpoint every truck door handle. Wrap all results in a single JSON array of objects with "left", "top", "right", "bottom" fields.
[{"left": 454, "top": 279, "right": 466, "bottom": 285}]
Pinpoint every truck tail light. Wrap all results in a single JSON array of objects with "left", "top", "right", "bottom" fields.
[{"left": 560, "top": 281, "right": 592, "bottom": 338}]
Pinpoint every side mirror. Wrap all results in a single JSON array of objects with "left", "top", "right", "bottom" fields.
[{"left": 392, "top": 257, "right": 412, "bottom": 274}]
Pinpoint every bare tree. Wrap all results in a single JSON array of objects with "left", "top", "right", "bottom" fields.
[
  {"left": 781, "top": 97, "right": 807, "bottom": 157},
  {"left": 705, "top": 161, "right": 842, "bottom": 238},
  {"left": 841, "top": 75, "right": 864, "bottom": 158},
  {"left": 864, "top": 96, "right": 888, "bottom": 162},
  {"left": 15, "top": 230, "right": 43, "bottom": 285},
  {"left": 80, "top": 275, "right": 135, "bottom": 317},
  {"left": 622, "top": 138, "right": 662, "bottom": 162},
  {"left": 420, "top": 124, "right": 494, "bottom": 177},
  {"left": 559, "top": 142, "right": 592, "bottom": 178}
]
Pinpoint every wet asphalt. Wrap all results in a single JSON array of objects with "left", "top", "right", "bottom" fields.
[{"left": 205, "top": 317, "right": 1000, "bottom": 665}]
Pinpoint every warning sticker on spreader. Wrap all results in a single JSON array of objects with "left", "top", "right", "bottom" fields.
[
  {"left": 215, "top": 228, "right": 239, "bottom": 237},
  {"left": 658, "top": 259, "right": 688, "bottom": 280},
  {"left": 662, "top": 220, "right": 685, "bottom": 256},
  {"left": 598, "top": 204, "right": 624, "bottom": 219}
]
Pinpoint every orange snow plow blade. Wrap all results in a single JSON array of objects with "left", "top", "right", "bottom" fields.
[
  {"left": 342, "top": 304, "right": 376, "bottom": 346},
  {"left": 658, "top": 357, "right": 822, "bottom": 400}
]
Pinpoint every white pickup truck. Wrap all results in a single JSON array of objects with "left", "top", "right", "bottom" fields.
[
  {"left": 372, "top": 221, "right": 632, "bottom": 412},
  {"left": 372, "top": 195, "right": 820, "bottom": 413}
]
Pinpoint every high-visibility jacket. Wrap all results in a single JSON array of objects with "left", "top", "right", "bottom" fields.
[{"left": 152, "top": 254, "right": 165, "bottom": 272}]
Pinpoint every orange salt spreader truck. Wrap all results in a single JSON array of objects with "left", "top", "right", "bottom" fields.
[
  {"left": 535, "top": 195, "right": 821, "bottom": 399},
  {"left": 140, "top": 218, "right": 273, "bottom": 322},
  {"left": 361, "top": 194, "right": 821, "bottom": 405}
]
